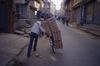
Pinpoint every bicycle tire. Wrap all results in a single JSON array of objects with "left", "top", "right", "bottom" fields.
[{"left": 52, "top": 46, "right": 55, "bottom": 53}]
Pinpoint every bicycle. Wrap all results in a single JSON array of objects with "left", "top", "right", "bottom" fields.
[{"left": 50, "top": 36, "right": 56, "bottom": 53}]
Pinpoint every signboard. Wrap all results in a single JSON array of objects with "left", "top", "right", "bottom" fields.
[
  {"left": 80, "top": 5, "right": 86, "bottom": 24},
  {"left": 14, "top": 0, "right": 25, "bottom": 4}
]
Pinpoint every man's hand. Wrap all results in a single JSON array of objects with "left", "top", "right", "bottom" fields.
[{"left": 45, "top": 32, "right": 49, "bottom": 37}]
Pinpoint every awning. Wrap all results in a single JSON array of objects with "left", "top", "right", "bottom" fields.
[
  {"left": 73, "top": 3, "right": 80, "bottom": 10},
  {"left": 85, "top": 0, "right": 96, "bottom": 5},
  {"left": 30, "top": 6, "right": 37, "bottom": 10}
]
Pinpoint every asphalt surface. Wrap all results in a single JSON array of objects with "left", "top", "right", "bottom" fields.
[{"left": 13, "top": 20, "right": 100, "bottom": 66}]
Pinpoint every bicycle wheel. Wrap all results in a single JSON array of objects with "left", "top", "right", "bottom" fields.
[
  {"left": 50, "top": 40, "right": 53, "bottom": 47},
  {"left": 52, "top": 46, "right": 55, "bottom": 53}
]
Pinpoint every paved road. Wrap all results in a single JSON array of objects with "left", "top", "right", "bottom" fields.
[{"left": 13, "top": 20, "right": 100, "bottom": 66}]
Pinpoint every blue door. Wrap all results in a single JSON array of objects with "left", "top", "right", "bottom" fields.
[
  {"left": 17, "top": 4, "right": 28, "bottom": 19},
  {"left": 0, "top": 0, "right": 7, "bottom": 32}
]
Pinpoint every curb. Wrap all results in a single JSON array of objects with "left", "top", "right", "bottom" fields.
[
  {"left": 78, "top": 28, "right": 100, "bottom": 37},
  {"left": 6, "top": 44, "right": 28, "bottom": 66},
  {"left": 69, "top": 24, "right": 100, "bottom": 37}
]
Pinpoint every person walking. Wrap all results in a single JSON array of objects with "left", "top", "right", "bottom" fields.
[
  {"left": 62, "top": 16, "right": 65, "bottom": 24},
  {"left": 66, "top": 17, "right": 69, "bottom": 26},
  {"left": 27, "top": 20, "right": 49, "bottom": 56}
]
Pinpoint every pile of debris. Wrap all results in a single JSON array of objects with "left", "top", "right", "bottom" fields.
[
  {"left": 13, "top": 19, "right": 37, "bottom": 37},
  {"left": 14, "top": 23, "right": 33, "bottom": 37},
  {"left": 14, "top": 28, "right": 31, "bottom": 37}
]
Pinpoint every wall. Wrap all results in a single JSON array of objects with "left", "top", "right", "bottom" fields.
[
  {"left": 12, "top": 0, "right": 16, "bottom": 13},
  {"left": 0, "top": 0, "right": 7, "bottom": 32},
  {"left": 34, "top": 1, "right": 40, "bottom": 11},
  {"left": 70, "top": 11, "right": 74, "bottom": 22},
  {"left": 94, "top": 1, "right": 100, "bottom": 24},
  {"left": 6, "top": 0, "right": 13, "bottom": 33},
  {"left": 60, "top": 1, "right": 64, "bottom": 15},
  {"left": 70, "top": 0, "right": 74, "bottom": 22},
  {"left": 13, "top": 19, "right": 35, "bottom": 30}
]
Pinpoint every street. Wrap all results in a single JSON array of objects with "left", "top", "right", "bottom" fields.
[
  {"left": 13, "top": 20, "right": 100, "bottom": 66},
  {"left": 1, "top": 0, "right": 100, "bottom": 66}
]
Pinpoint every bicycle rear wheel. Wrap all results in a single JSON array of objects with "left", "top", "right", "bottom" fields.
[{"left": 52, "top": 46, "right": 55, "bottom": 53}]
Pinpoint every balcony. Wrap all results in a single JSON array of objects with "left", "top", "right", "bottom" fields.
[{"left": 73, "top": 0, "right": 87, "bottom": 7}]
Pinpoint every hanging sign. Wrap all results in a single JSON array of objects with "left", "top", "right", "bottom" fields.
[{"left": 14, "top": 0, "right": 25, "bottom": 4}]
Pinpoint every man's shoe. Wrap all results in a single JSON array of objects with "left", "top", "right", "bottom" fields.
[
  {"left": 27, "top": 53, "right": 31, "bottom": 57},
  {"left": 34, "top": 49, "right": 36, "bottom": 51}
]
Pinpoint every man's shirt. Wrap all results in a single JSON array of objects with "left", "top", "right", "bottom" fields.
[{"left": 31, "top": 21, "right": 46, "bottom": 35}]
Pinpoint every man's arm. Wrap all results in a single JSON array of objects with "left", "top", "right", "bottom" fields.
[{"left": 40, "top": 25, "right": 46, "bottom": 33}]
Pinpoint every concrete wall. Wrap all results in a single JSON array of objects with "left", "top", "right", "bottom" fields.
[
  {"left": 13, "top": 19, "right": 36, "bottom": 31},
  {"left": 13, "top": 20, "right": 27, "bottom": 30}
]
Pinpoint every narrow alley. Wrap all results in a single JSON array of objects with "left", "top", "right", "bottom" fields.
[
  {"left": 0, "top": 0, "right": 100, "bottom": 66},
  {"left": 10, "top": 20, "right": 100, "bottom": 66}
]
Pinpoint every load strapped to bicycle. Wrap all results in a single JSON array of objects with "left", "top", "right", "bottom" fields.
[{"left": 42, "top": 17, "right": 63, "bottom": 53}]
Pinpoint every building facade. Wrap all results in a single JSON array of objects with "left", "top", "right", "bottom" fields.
[
  {"left": 85, "top": 0, "right": 100, "bottom": 24},
  {"left": 41, "top": 0, "right": 56, "bottom": 18},
  {"left": 0, "top": 0, "right": 13, "bottom": 33},
  {"left": 64, "top": 0, "right": 100, "bottom": 25},
  {"left": 0, "top": 0, "right": 44, "bottom": 33},
  {"left": 60, "top": 0, "right": 65, "bottom": 16},
  {"left": 50, "top": 1, "right": 56, "bottom": 16}
]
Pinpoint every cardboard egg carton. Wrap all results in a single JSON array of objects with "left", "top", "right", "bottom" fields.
[
  {"left": 54, "top": 41, "right": 63, "bottom": 49},
  {"left": 42, "top": 21, "right": 51, "bottom": 35},
  {"left": 41, "top": 17, "right": 63, "bottom": 49},
  {"left": 53, "top": 31, "right": 63, "bottom": 49},
  {"left": 42, "top": 17, "right": 59, "bottom": 35},
  {"left": 52, "top": 31, "right": 61, "bottom": 41}
]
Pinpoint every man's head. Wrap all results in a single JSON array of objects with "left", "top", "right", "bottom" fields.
[{"left": 39, "top": 18, "right": 44, "bottom": 21}]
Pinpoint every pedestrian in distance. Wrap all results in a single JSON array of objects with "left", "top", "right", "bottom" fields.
[
  {"left": 62, "top": 16, "right": 65, "bottom": 24},
  {"left": 66, "top": 17, "right": 69, "bottom": 26},
  {"left": 27, "top": 19, "right": 49, "bottom": 57}
]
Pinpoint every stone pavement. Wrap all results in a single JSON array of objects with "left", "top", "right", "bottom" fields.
[
  {"left": 0, "top": 33, "right": 29, "bottom": 66},
  {"left": 69, "top": 22, "right": 100, "bottom": 37}
]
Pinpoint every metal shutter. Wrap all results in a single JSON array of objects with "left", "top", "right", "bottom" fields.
[
  {"left": 76, "top": 7, "right": 81, "bottom": 22},
  {"left": 30, "top": 9, "right": 35, "bottom": 19},
  {"left": 18, "top": 4, "right": 28, "bottom": 19},
  {"left": 86, "top": 2, "right": 94, "bottom": 24}
]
